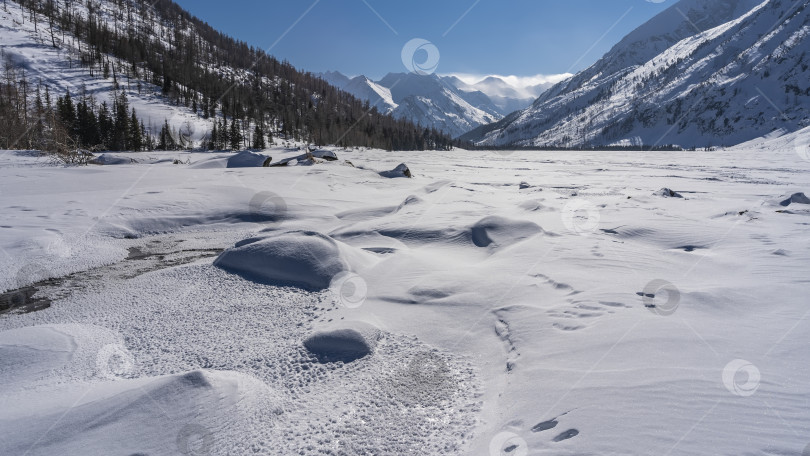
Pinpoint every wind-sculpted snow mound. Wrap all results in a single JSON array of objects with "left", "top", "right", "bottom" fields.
[
  {"left": 214, "top": 231, "right": 372, "bottom": 290},
  {"left": 214, "top": 231, "right": 345, "bottom": 289},
  {"left": 471, "top": 215, "right": 545, "bottom": 248},
  {"left": 0, "top": 324, "right": 133, "bottom": 388},
  {"left": 1, "top": 368, "right": 279, "bottom": 456},
  {"left": 303, "top": 321, "right": 381, "bottom": 363}
]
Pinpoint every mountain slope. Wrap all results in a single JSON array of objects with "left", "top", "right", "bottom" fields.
[
  {"left": 468, "top": 0, "right": 810, "bottom": 148},
  {"left": 0, "top": 0, "right": 453, "bottom": 151},
  {"left": 323, "top": 74, "right": 399, "bottom": 114}
]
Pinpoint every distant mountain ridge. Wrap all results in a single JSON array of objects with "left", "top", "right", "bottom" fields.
[
  {"left": 317, "top": 71, "right": 550, "bottom": 138},
  {"left": 463, "top": 0, "right": 810, "bottom": 148},
  {"left": 446, "top": 75, "right": 553, "bottom": 114}
]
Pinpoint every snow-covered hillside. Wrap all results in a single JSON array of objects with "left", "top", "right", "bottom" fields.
[
  {"left": 319, "top": 71, "right": 550, "bottom": 138},
  {"left": 468, "top": 0, "right": 810, "bottom": 148},
  {"left": 0, "top": 0, "right": 211, "bottom": 146},
  {"left": 0, "top": 0, "right": 453, "bottom": 152}
]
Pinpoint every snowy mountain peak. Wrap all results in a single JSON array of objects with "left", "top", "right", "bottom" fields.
[
  {"left": 466, "top": 0, "right": 810, "bottom": 148},
  {"left": 317, "top": 71, "right": 520, "bottom": 137},
  {"left": 317, "top": 70, "right": 352, "bottom": 89}
]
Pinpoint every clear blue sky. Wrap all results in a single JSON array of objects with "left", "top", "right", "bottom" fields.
[{"left": 173, "top": 0, "right": 673, "bottom": 81}]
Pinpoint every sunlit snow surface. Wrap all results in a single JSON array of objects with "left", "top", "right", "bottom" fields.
[{"left": 1, "top": 139, "right": 810, "bottom": 455}]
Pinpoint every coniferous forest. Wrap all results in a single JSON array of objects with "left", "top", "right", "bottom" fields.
[{"left": 0, "top": 0, "right": 455, "bottom": 153}]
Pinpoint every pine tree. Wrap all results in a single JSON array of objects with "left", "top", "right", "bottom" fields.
[
  {"left": 229, "top": 118, "right": 242, "bottom": 150},
  {"left": 221, "top": 117, "right": 229, "bottom": 150},
  {"left": 158, "top": 120, "right": 176, "bottom": 151},
  {"left": 112, "top": 91, "right": 130, "bottom": 150},
  {"left": 98, "top": 102, "right": 113, "bottom": 149},
  {"left": 130, "top": 109, "right": 142, "bottom": 151},
  {"left": 57, "top": 91, "right": 76, "bottom": 132},
  {"left": 252, "top": 124, "right": 265, "bottom": 149},
  {"left": 209, "top": 122, "right": 218, "bottom": 150}
]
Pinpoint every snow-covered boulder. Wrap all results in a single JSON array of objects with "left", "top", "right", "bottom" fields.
[
  {"left": 380, "top": 163, "right": 412, "bottom": 178},
  {"left": 213, "top": 231, "right": 348, "bottom": 290},
  {"left": 91, "top": 153, "right": 132, "bottom": 165},
  {"left": 310, "top": 149, "right": 338, "bottom": 161},
  {"left": 779, "top": 192, "right": 810, "bottom": 207},
  {"left": 654, "top": 188, "right": 683, "bottom": 198},
  {"left": 269, "top": 151, "right": 334, "bottom": 167},
  {"left": 303, "top": 322, "right": 381, "bottom": 363},
  {"left": 226, "top": 150, "right": 272, "bottom": 168}
]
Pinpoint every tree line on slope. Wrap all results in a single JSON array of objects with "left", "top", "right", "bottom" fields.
[
  {"left": 2, "top": 0, "right": 455, "bottom": 151},
  {"left": 0, "top": 58, "right": 263, "bottom": 153}
]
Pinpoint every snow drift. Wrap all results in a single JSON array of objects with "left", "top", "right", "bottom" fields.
[
  {"left": 303, "top": 321, "right": 381, "bottom": 363},
  {"left": 213, "top": 231, "right": 374, "bottom": 290},
  {"left": 471, "top": 216, "right": 545, "bottom": 248},
  {"left": 214, "top": 231, "right": 346, "bottom": 289}
]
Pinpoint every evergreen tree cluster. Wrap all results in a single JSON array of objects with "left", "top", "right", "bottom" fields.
[
  {"left": 0, "top": 57, "right": 153, "bottom": 152},
  {"left": 4, "top": 0, "right": 456, "bottom": 151},
  {"left": 55, "top": 88, "right": 152, "bottom": 151}
]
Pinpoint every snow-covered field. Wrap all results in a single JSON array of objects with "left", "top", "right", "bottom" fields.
[{"left": 1, "top": 141, "right": 810, "bottom": 455}]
